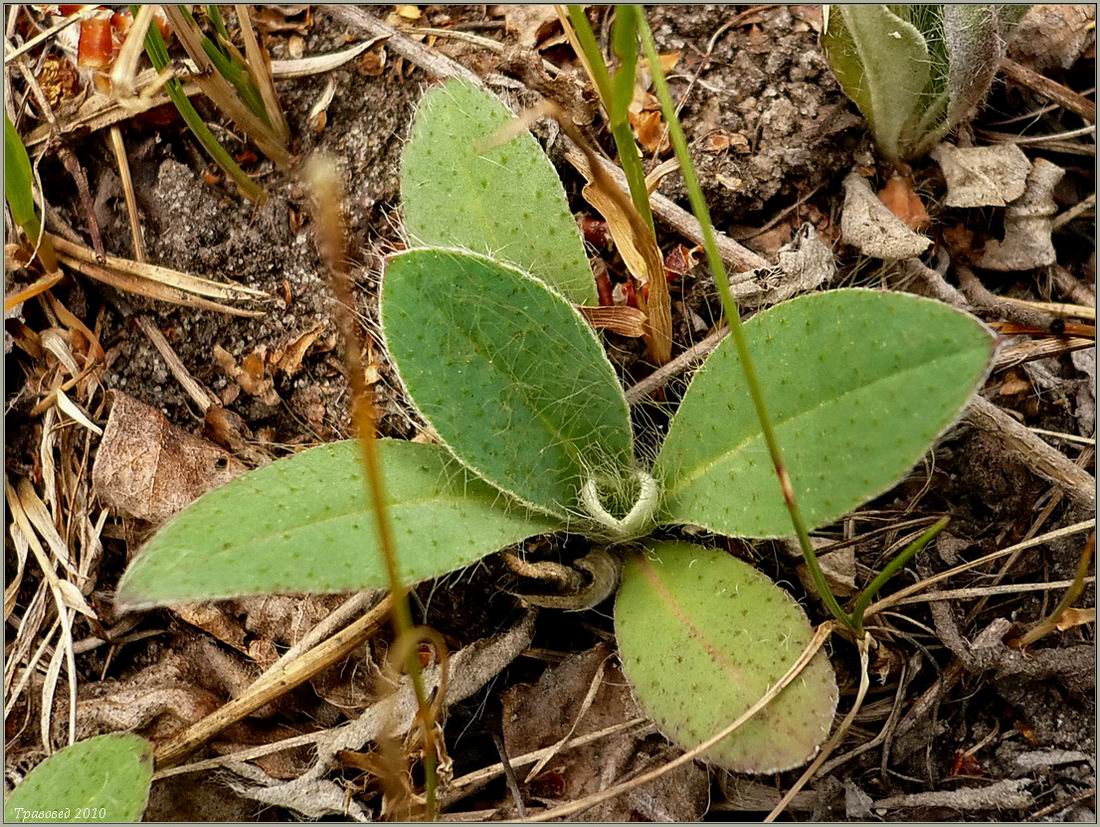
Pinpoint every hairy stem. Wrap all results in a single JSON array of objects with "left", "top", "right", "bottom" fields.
[
  {"left": 304, "top": 157, "right": 439, "bottom": 818},
  {"left": 581, "top": 470, "right": 660, "bottom": 539},
  {"left": 635, "top": 8, "right": 854, "bottom": 634}
]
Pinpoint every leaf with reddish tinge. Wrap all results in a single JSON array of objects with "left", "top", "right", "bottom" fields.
[{"left": 616, "top": 541, "right": 838, "bottom": 773}]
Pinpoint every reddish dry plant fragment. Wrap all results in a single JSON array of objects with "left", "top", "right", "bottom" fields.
[
  {"left": 417, "top": 643, "right": 433, "bottom": 668},
  {"left": 77, "top": 12, "right": 115, "bottom": 70},
  {"left": 76, "top": 6, "right": 172, "bottom": 75},
  {"left": 949, "top": 749, "right": 983, "bottom": 777},
  {"left": 580, "top": 215, "right": 611, "bottom": 248},
  {"left": 623, "top": 278, "right": 639, "bottom": 309},
  {"left": 595, "top": 268, "right": 615, "bottom": 307},
  {"left": 878, "top": 173, "right": 930, "bottom": 231},
  {"left": 110, "top": 9, "right": 131, "bottom": 37},
  {"left": 664, "top": 243, "right": 698, "bottom": 281}
]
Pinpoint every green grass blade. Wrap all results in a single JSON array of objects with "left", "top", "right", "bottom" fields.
[
  {"left": 609, "top": 6, "right": 639, "bottom": 124},
  {"left": 850, "top": 515, "right": 949, "bottom": 631},
  {"left": 5, "top": 114, "right": 58, "bottom": 271},
  {"left": 116, "top": 439, "right": 557, "bottom": 608},
  {"left": 381, "top": 248, "right": 634, "bottom": 520},
  {"left": 134, "top": 5, "right": 265, "bottom": 203},
  {"left": 567, "top": 5, "right": 654, "bottom": 233},
  {"left": 5, "top": 114, "right": 39, "bottom": 236},
  {"left": 189, "top": 5, "right": 270, "bottom": 125},
  {"left": 206, "top": 4, "right": 231, "bottom": 42}
]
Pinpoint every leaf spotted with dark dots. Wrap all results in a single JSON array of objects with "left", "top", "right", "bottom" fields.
[
  {"left": 615, "top": 542, "right": 838, "bottom": 773},
  {"left": 117, "top": 440, "right": 558, "bottom": 608}
]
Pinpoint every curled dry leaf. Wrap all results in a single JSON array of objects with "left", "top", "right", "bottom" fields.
[
  {"left": 174, "top": 605, "right": 277, "bottom": 670},
  {"left": 581, "top": 182, "right": 657, "bottom": 288},
  {"left": 1071, "top": 348, "right": 1095, "bottom": 436},
  {"left": 1007, "top": 4, "right": 1096, "bottom": 71},
  {"left": 731, "top": 223, "right": 835, "bottom": 307},
  {"left": 979, "top": 158, "right": 1065, "bottom": 271},
  {"left": 499, "top": 4, "right": 561, "bottom": 50},
  {"left": 270, "top": 321, "right": 332, "bottom": 377},
  {"left": 932, "top": 143, "right": 1031, "bottom": 208},
  {"left": 224, "top": 613, "right": 537, "bottom": 821},
  {"left": 580, "top": 176, "right": 672, "bottom": 362},
  {"left": 1054, "top": 606, "right": 1096, "bottom": 632},
  {"left": 307, "top": 76, "right": 337, "bottom": 134},
  {"left": 61, "top": 651, "right": 220, "bottom": 744},
  {"left": 578, "top": 305, "right": 648, "bottom": 338},
  {"left": 214, "top": 344, "right": 280, "bottom": 406},
  {"left": 629, "top": 106, "right": 668, "bottom": 155},
  {"left": 92, "top": 391, "right": 244, "bottom": 525},
  {"left": 841, "top": 171, "right": 931, "bottom": 259}
]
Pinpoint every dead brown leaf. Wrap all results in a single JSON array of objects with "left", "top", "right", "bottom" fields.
[
  {"left": 497, "top": 4, "right": 561, "bottom": 50},
  {"left": 1055, "top": 606, "right": 1096, "bottom": 632},
  {"left": 269, "top": 321, "right": 331, "bottom": 378},
  {"left": 357, "top": 43, "right": 387, "bottom": 76},
  {"left": 629, "top": 105, "right": 668, "bottom": 154},
  {"left": 92, "top": 391, "right": 245, "bottom": 525},
  {"left": 578, "top": 305, "right": 648, "bottom": 338},
  {"left": 502, "top": 646, "right": 708, "bottom": 821},
  {"left": 60, "top": 651, "right": 220, "bottom": 744},
  {"left": 664, "top": 243, "right": 699, "bottom": 280},
  {"left": 253, "top": 6, "right": 312, "bottom": 34},
  {"left": 176, "top": 604, "right": 250, "bottom": 655},
  {"left": 214, "top": 344, "right": 280, "bottom": 406}
]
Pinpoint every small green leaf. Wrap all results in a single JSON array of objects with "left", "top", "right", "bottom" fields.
[
  {"left": 656, "top": 289, "right": 993, "bottom": 538},
  {"left": 400, "top": 78, "right": 597, "bottom": 305},
  {"left": 935, "top": 5, "right": 1028, "bottom": 153},
  {"left": 615, "top": 542, "right": 838, "bottom": 773},
  {"left": 5, "top": 114, "right": 41, "bottom": 241},
  {"left": 382, "top": 248, "right": 633, "bottom": 519},
  {"left": 821, "top": 5, "right": 931, "bottom": 161},
  {"left": 4, "top": 734, "right": 153, "bottom": 823},
  {"left": 116, "top": 439, "right": 557, "bottom": 608}
]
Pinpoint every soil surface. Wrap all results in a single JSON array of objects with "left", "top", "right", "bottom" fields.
[{"left": 4, "top": 4, "right": 1096, "bottom": 823}]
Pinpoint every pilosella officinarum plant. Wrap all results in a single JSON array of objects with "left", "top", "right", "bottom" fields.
[
  {"left": 116, "top": 78, "right": 994, "bottom": 774},
  {"left": 820, "top": 4, "right": 1029, "bottom": 162}
]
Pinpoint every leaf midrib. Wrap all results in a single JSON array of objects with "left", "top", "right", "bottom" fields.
[
  {"left": 416, "top": 283, "right": 628, "bottom": 497},
  {"left": 156, "top": 487, "right": 534, "bottom": 555},
  {"left": 664, "top": 346, "right": 979, "bottom": 497}
]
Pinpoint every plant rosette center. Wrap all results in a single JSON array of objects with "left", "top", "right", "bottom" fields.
[{"left": 580, "top": 468, "right": 661, "bottom": 540}]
